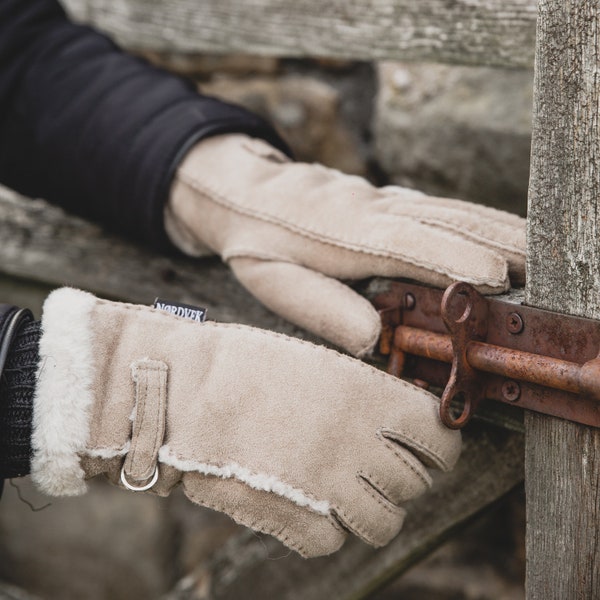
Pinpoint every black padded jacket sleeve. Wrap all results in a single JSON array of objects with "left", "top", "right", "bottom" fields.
[{"left": 0, "top": 0, "right": 290, "bottom": 249}]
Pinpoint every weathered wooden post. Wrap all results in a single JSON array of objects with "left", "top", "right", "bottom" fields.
[{"left": 526, "top": 1, "right": 600, "bottom": 597}]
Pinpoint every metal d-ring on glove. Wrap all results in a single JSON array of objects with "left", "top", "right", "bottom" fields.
[
  {"left": 119, "top": 358, "right": 167, "bottom": 491},
  {"left": 29, "top": 288, "right": 461, "bottom": 558},
  {"left": 120, "top": 466, "right": 159, "bottom": 491}
]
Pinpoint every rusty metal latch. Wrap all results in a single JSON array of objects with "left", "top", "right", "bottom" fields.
[{"left": 373, "top": 281, "right": 600, "bottom": 429}]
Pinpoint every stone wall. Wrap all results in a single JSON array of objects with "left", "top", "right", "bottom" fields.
[
  {"left": 143, "top": 53, "right": 533, "bottom": 213},
  {"left": 375, "top": 62, "right": 533, "bottom": 216}
]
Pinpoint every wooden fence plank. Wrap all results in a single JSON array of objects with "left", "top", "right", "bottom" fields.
[
  {"left": 525, "top": 1, "right": 600, "bottom": 597},
  {"left": 0, "top": 189, "right": 300, "bottom": 335},
  {"left": 61, "top": 0, "right": 538, "bottom": 68}
]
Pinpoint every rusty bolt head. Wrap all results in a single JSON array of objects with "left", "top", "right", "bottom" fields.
[
  {"left": 506, "top": 312, "right": 524, "bottom": 334},
  {"left": 501, "top": 380, "right": 521, "bottom": 402},
  {"left": 404, "top": 292, "right": 416, "bottom": 310}
]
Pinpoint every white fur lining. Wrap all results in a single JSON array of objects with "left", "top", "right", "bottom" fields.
[
  {"left": 85, "top": 442, "right": 131, "bottom": 459},
  {"left": 158, "top": 446, "right": 331, "bottom": 515},
  {"left": 31, "top": 288, "right": 97, "bottom": 496}
]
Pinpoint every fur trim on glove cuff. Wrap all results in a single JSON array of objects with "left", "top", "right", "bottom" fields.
[{"left": 31, "top": 288, "right": 97, "bottom": 496}]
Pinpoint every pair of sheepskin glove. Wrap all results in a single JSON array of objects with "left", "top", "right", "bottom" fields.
[{"left": 31, "top": 134, "right": 526, "bottom": 557}]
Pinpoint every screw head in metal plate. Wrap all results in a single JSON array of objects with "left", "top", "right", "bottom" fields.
[
  {"left": 502, "top": 380, "right": 521, "bottom": 402},
  {"left": 404, "top": 292, "right": 416, "bottom": 310},
  {"left": 506, "top": 312, "right": 524, "bottom": 334}
]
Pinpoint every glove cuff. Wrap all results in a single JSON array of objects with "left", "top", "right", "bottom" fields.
[{"left": 31, "top": 288, "right": 97, "bottom": 496}]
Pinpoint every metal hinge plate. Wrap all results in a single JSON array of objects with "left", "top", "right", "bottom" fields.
[{"left": 373, "top": 281, "right": 600, "bottom": 429}]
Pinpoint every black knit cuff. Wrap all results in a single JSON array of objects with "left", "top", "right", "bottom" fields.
[{"left": 0, "top": 319, "right": 40, "bottom": 480}]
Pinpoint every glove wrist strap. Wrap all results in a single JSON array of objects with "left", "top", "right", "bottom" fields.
[{"left": 121, "top": 359, "right": 168, "bottom": 490}]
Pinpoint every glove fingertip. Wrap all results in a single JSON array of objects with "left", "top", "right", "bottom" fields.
[{"left": 338, "top": 303, "right": 382, "bottom": 358}]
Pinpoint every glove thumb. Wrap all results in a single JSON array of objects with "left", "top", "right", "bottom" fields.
[{"left": 228, "top": 257, "right": 381, "bottom": 357}]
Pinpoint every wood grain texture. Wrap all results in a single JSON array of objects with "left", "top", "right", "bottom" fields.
[
  {"left": 0, "top": 188, "right": 304, "bottom": 336},
  {"left": 61, "top": 0, "right": 538, "bottom": 68},
  {"left": 166, "top": 425, "right": 524, "bottom": 600},
  {"left": 525, "top": 1, "right": 600, "bottom": 597}
]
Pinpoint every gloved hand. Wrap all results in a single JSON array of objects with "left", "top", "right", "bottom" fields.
[
  {"left": 31, "top": 288, "right": 460, "bottom": 557},
  {"left": 165, "top": 134, "right": 526, "bottom": 356}
]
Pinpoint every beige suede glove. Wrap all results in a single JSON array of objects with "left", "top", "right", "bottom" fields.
[
  {"left": 165, "top": 134, "right": 526, "bottom": 357},
  {"left": 31, "top": 288, "right": 460, "bottom": 557}
]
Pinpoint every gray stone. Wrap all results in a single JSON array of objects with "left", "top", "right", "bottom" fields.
[
  {"left": 0, "top": 478, "right": 174, "bottom": 599},
  {"left": 201, "top": 74, "right": 368, "bottom": 175},
  {"left": 374, "top": 62, "right": 534, "bottom": 215}
]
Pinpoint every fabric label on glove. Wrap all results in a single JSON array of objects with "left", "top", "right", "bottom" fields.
[{"left": 153, "top": 299, "right": 207, "bottom": 323}]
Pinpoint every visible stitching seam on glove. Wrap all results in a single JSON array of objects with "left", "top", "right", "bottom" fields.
[
  {"left": 370, "top": 437, "right": 433, "bottom": 489},
  {"left": 124, "top": 359, "right": 168, "bottom": 483},
  {"left": 38, "top": 288, "right": 426, "bottom": 400},
  {"left": 357, "top": 471, "right": 421, "bottom": 506},
  {"left": 158, "top": 446, "right": 330, "bottom": 515},
  {"left": 182, "top": 484, "right": 317, "bottom": 558},
  {"left": 90, "top": 297, "right": 411, "bottom": 387},
  {"left": 177, "top": 173, "right": 507, "bottom": 289},
  {"left": 379, "top": 427, "right": 451, "bottom": 472},
  {"left": 413, "top": 217, "right": 526, "bottom": 257},
  {"left": 356, "top": 477, "right": 407, "bottom": 517},
  {"left": 331, "top": 504, "right": 405, "bottom": 548}
]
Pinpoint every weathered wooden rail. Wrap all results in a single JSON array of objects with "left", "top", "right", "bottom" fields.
[
  {"left": 0, "top": 189, "right": 290, "bottom": 331},
  {"left": 525, "top": 3, "right": 600, "bottom": 596},
  {"left": 62, "top": 0, "right": 538, "bottom": 68}
]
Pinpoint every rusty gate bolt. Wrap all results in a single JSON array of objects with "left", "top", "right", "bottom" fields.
[
  {"left": 404, "top": 292, "right": 416, "bottom": 310},
  {"left": 506, "top": 312, "right": 524, "bottom": 334},
  {"left": 502, "top": 380, "right": 521, "bottom": 402}
]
